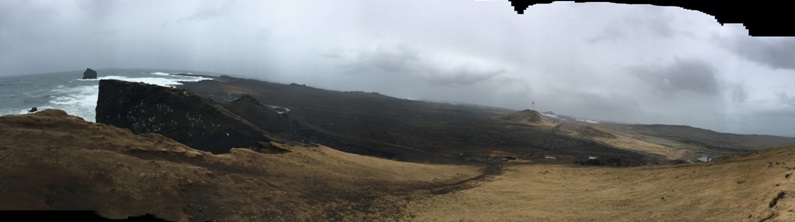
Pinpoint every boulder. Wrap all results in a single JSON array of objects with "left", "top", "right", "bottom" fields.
[{"left": 83, "top": 68, "right": 98, "bottom": 79}]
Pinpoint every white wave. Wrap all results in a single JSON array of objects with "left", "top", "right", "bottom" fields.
[
  {"left": 47, "top": 85, "right": 99, "bottom": 121},
  {"left": 76, "top": 72, "right": 212, "bottom": 86},
  {"left": 2, "top": 72, "right": 214, "bottom": 122},
  {"left": 542, "top": 113, "right": 559, "bottom": 118},
  {"left": 15, "top": 105, "right": 55, "bottom": 114},
  {"left": 50, "top": 85, "right": 97, "bottom": 106},
  {"left": 99, "top": 75, "right": 211, "bottom": 87},
  {"left": 576, "top": 118, "right": 599, "bottom": 124}
]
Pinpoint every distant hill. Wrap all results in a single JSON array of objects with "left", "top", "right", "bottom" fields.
[
  {"left": 180, "top": 75, "right": 652, "bottom": 166},
  {"left": 500, "top": 109, "right": 544, "bottom": 124},
  {"left": 176, "top": 75, "right": 795, "bottom": 165},
  {"left": 502, "top": 109, "right": 795, "bottom": 161},
  {"left": 601, "top": 124, "right": 795, "bottom": 151}
]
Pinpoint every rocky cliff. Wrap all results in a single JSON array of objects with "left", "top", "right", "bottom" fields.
[
  {"left": 83, "top": 68, "right": 97, "bottom": 79},
  {"left": 96, "top": 80, "right": 270, "bottom": 153}
]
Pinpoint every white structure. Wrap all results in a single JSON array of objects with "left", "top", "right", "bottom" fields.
[{"left": 697, "top": 155, "right": 713, "bottom": 162}]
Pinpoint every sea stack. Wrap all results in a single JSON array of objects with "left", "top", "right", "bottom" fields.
[{"left": 83, "top": 68, "right": 97, "bottom": 79}]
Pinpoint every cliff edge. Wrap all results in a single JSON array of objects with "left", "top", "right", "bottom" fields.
[{"left": 96, "top": 79, "right": 270, "bottom": 153}]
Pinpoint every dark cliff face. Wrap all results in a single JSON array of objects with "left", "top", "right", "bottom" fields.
[
  {"left": 83, "top": 68, "right": 97, "bottom": 79},
  {"left": 96, "top": 80, "right": 270, "bottom": 153}
]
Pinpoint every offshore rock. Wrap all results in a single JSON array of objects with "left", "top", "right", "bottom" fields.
[{"left": 83, "top": 68, "right": 98, "bottom": 79}]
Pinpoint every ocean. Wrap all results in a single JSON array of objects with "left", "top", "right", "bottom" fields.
[{"left": 0, "top": 69, "right": 215, "bottom": 122}]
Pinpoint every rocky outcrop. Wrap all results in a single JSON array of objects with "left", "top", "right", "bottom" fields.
[
  {"left": 223, "top": 94, "right": 290, "bottom": 134},
  {"left": 501, "top": 109, "right": 544, "bottom": 123},
  {"left": 83, "top": 68, "right": 97, "bottom": 79},
  {"left": 96, "top": 80, "right": 270, "bottom": 153}
]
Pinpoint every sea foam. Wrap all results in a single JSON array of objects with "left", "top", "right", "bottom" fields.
[
  {"left": 98, "top": 74, "right": 211, "bottom": 87},
  {"left": 1, "top": 70, "right": 214, "bottom": 122}
]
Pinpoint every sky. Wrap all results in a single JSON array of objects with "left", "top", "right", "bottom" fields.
[{"left": 1, "top": 0, "right": 794, "bottom": 136}]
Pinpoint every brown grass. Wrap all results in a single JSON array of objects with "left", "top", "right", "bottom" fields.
[
  {"left": 0, "top": 109, "right": 481, "bottom": 221},
  {"left": 2, "top": 109, "right": 793, "bottom": 221},
  {"left": 591, "top": 129, "right": 692, "bottom": 160},
  {"left": 406, "top": 147, "right": 795, "bottom": 222}
]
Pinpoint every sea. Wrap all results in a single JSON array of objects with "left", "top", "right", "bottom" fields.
[{"left": 0, "top": 69, "right": 217, "bottom": 122}]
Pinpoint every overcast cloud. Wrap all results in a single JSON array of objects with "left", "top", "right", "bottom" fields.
[{"left": 1, "top": 0, "right": 793, "bottom": 136}]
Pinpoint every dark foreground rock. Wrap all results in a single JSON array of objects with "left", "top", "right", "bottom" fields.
[
  {"left": 96, "top": 79, "right": 270, "bottom": 153},
  {"left": 83, "top": 68, "right": 97, "bottom": 79}
]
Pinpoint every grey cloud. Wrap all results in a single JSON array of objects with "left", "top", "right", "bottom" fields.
[
  {"left": 540, "top": 90, "right": 644, "bottom": 122},
  {"left": 729, "top": 37, "right": 795, "bottom": 70},
  {"left": 630, "top": 58, "right": 719, "bottom": 95},
  {"left": 776, "top": 92, "right": 795, "bottom": 107},
  {"left": 90, "top": 30, "right": 118, "bottom": 38},
  {"left": 337, "top": 45, "right": 505, "bottom": 86},
  {"left": 255, "top": 28, "right": 273, "bottom": 41},
  {"left": 752, "top": 92, "right": 795, "bottom": 118},
  {"left": 424, "top": 67, "right": 505, "bottom": 86},
  {"left": 731, "top": 84, "right": 747, "bottom": 103},
  {"left": 343, "top": 45, "right": 420, "bottom": 73},
  {"left": 78, "top": 0, "right": 116, "bottom": 18},
  {"left": 0, "top": 2, "right": 59, "bottom": 44},
  {"left": 179, "top": 0, "right": 236, "bottom": 22},
  {"left": 586, "top": 5, "right": 675, "bottom": 43}
]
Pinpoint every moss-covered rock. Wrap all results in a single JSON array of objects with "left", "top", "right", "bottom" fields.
[{"left": 223, "top": 94, "right": 290, "bottom": 134}]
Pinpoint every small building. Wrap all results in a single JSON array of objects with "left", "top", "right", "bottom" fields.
[
  {"left": 696, "top": 155, "right": 713, "bottom": 162},
  {"left": 544, "top": 155, "right": 556, "bottom": 160}
]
